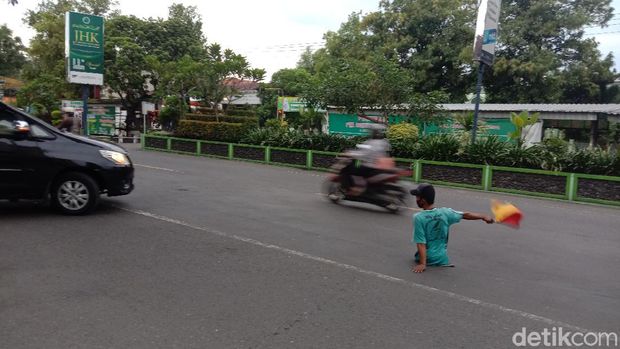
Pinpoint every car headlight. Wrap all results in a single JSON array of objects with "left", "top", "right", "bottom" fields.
[{"left": 99, "top": 150, "right": 130, "bottom": 166}]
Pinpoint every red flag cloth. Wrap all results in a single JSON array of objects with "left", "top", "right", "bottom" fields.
[{"left": 491, "top": 200, "right": 523, "bottom": 228}]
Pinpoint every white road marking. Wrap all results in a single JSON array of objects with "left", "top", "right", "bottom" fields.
[
  {"left": 135, "top": 164, "right": 182, "bottom": 173},
  {"left": 117, "top": 205, "right": 590, "bottom": 333}
]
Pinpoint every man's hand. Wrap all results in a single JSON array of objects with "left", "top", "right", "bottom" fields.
[
  {"left": 464, "top": 212, "right": 495, "bottom": 224},
  {"left": 412, "top": 264, "right": 426, "bottom": 273}
]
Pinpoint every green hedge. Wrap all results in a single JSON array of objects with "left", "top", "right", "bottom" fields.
[
  {"left": 393, "top": 134, "right": 619, "bottom": 176},
  {"left": 175, "top": 120, "right": 246, "bottom": 142},
  {"left": 225, "top": 109, "right": 256, "bottom": 117},
  {"left": 241, "top": 128, "right": 364, "bottom": 152},
  {"left": 184, "top": 113, "right": 258, "bottom": 125}
]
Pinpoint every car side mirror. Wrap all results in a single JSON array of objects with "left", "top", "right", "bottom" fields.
[
  {"left": 0, "top": 120, "right": 28, "bottom": 138},
  {"left": 14, "top": 120, "right": 30, "bottom": 134},
  {"left": 9, "top": 120, "right": 31, "bottom": 139}
]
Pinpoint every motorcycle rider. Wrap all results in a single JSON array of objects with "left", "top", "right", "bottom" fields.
[{"left": 341, "top": 126, "right": 391, "bottom": 196}]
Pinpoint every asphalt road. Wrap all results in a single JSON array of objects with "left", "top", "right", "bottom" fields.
[{"left": 1, "top": 144, "right": 619, "bottom": 348}]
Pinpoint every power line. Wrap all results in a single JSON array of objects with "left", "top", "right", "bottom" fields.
[
  {"left": 584, "top": 30, "right": 620, "bottom": 35},
  {"left": 586, "top": 23, "right": 620, "bottom": 29},
  {"left": 243, "top": 41, "right": 325, "bottom": 50}
]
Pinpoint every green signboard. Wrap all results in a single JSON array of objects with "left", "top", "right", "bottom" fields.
[
  {"left": 87, "top": 105, "right": 116, "bottom": 135},
  {"left": 277, "top": 97, "right": 325, "bottom": 113},
  {"left": 328, "top": 113, "right": 515, "bottom": 138},
  {"left": 65, "top": 11, "right": 104, "bottom": 85}
]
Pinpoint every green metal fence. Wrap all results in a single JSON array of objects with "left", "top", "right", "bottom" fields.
[{"left": 143, "top": 135, "right": 620, "bottom": 206}]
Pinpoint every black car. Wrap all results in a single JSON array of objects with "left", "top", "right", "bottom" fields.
[{"left": 0, "top": 102, "right": 134, "bottom": 214}]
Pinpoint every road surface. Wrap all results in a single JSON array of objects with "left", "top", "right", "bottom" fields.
[{"left": 1, "top": 144, "right": 618, "bottom": 348}]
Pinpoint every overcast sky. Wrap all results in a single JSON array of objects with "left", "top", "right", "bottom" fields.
[{"left": 2, "top": 0, "right": 619, "bottom": 81}]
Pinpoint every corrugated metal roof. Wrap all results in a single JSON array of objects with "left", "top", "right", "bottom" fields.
[
  {"left": 440, "top": 104, "right": 620, "bottom": 115},
  {"left": 225, "top": 93, "right": 261, "bottom": 105}
]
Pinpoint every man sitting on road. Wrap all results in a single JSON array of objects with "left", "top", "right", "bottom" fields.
[{"left": 410, "top": 183, "right": 494, "bottom": 273}]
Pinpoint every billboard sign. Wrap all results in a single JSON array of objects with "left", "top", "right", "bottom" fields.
[
  {"left": 87, "top": 105, "right": 117, "bottom": 135},
  {"left": 473, "top": 0, "right": 502, "bottom": 66},
  {"left": 277, "top": 97, "right": 325, "bottom": 113},
  {"left": 65, "top": 12, "right": 104, "bottom": 85}
]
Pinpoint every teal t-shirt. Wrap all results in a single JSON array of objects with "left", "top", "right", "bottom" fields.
[{"left": 412, "top": 208, "right": 463, "bottom": 266}]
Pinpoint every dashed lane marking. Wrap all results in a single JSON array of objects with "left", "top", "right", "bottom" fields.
[
  {"left": 116, "top": 205, "right": 591, "bottom": 334},
  {"left": 135, "top": 164, "right": 182, "bottom": 173}
]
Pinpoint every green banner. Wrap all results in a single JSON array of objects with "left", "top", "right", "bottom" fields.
[
  {"left": 277, "top": 97, "right": 325, "bottom": 112},
  {"left": 88, "top": 105, "right": 116, "bottom": 135},
  {"left": 65, "top": 12, "right": 104, "bottom": 85},
  {"left": 328, "top": 113, "right": 515, "bottom": 138}
]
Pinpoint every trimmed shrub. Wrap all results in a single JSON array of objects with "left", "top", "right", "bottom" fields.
[
  {"left": 225, "top": 109, "right": 256, "bottom": 117},
  {"left": 240, "top": 128, "right": 362, "bottom": 153},
  {"left": 460, "top": 136, "right": 509, "bottom": 165},
  {"left": 51, "top": 110, "right": 62, "bottom": 126},
  {"left": 160, "top": 96, "right": 186, "bottom": 130},
  {"left": 563, "top": 148, "right": 618, "bottom": 176},
  {"left": 539, "top": 138, "right": 570, "bottom": 172},
  {"left": 264, "top": 118, "right": 288, "bottom": 129},
  {"left": 388, "top": 123, "right": 419, "bottom": 158},
  {"left": 184, "top": 113, "right": 258, "bottom": 126},
  {"left": 413, "top": 134, "right": 460, "bottom": 162},
  {"left": 175, "top": 120, "right": 246, "bottom": 142},
  {"left": 497, "top": 144, "right": 543, "bottom": 169}
]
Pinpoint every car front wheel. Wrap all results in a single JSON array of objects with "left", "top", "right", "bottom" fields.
[{"left": 51, "top": 172, "right": 100, "bottom": 215}]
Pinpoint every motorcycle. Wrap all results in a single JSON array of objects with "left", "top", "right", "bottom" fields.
[{"left": 323, "top": 154, "right": 412, "bottom": 213}]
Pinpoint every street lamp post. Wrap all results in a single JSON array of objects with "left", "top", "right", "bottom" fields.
[{"left": 471, "top": 62, "right": 486, "bottom": 144}]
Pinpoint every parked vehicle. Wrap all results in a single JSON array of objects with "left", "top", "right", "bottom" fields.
[
  {"left": 323, "top": 155, "right": 411, "bottom": 213},
  {"left": 0, "top": 102, "right": 134, "bottom": 215}
]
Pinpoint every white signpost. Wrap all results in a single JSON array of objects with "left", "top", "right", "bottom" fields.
[
  {"left": 65, "top": 12, "right": 104, "bottom": 135},
  {"left": 471, "top": 0, "right": 502, "bottom": 143}
]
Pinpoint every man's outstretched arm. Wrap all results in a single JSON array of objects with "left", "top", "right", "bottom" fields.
[
  {"left": 413, "top": 244, "right": 427, "bottom": 273},
  {"left": 463, "top": 212, "right": 494, "bottom": 224}
]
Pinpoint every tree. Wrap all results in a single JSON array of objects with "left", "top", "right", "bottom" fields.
[
  {"left": 300, "top": 0, "right": 617, "bottom": 108},
  {"left": 406, "top": 91, "right": 450, "bottom": 135},
  {"left": 256, "top": 85, "right": 279, "bottom": 124},
  {"left": 104, "top": 35, "right": 153, "bottom": 131},
  {"left": 147, "top": 4, "right": 206, "bottom": 62},
  {"left": 270, "top": 68, "right": 312, "bottom": 96},
  {"left": 8, "top": 0, "right": 18, "bottom": 5},
  {"left": 362, "top": 0, "right": 478, "bottom": 101},
  {"left": 485, "top": 0, "right": 617, "bottom": 103},
  {"left": 305, "top": 56, "right": 375, "bottom": 114},
  {"left": 304, "top": 51, "right": 412, "bottom": 118},
  {"left": 76, "top": 0, "right": 118, "bottom": 16},
  {"left": 159, "top": 95, "right": 186, "bottom": 130},
  {"left": 297, "top": 47, "right": 316, "bottom": 74},
  {"left": 156, "top": 55, "right": 202, "bottom": 103},
  {"left": 17, "top": 74, "right": 66, "bottom": 119},
  {"left": 20, "top": 0, "right": 119, "bottom": 110},
  {"left": 0, "top": 24, "right": 26, "bottom": 76},
  {"left": 299, "top": 4, "right": 475, "bottom": 113},
  {"left": 24, "top": 0, "right": 75, "bottom": 80},
  {"left": 192, "top": 44, "right": 257, "bottom": 116},
  {"left": 105, "top": 4, "right": 209, "bottom": 130}
]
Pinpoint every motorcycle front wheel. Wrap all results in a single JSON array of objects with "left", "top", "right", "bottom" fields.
[{"left": 323, "top": 180, "right": 344, "bottom": 203}]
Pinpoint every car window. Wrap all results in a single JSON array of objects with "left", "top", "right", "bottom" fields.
[{"left": 30, "top": 124, "right": 55, "bottom": 139}]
